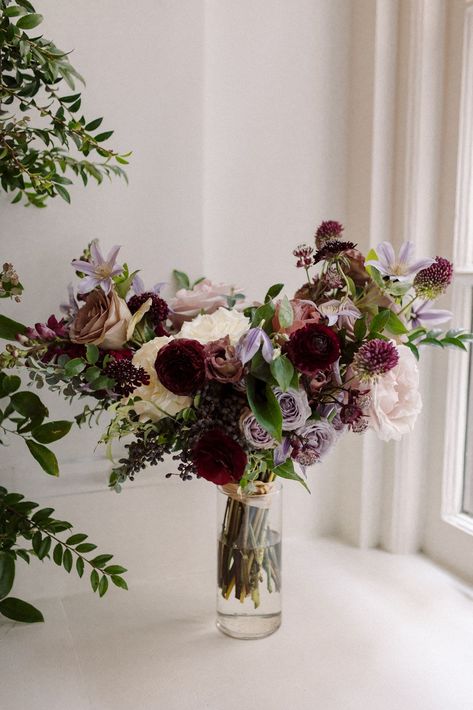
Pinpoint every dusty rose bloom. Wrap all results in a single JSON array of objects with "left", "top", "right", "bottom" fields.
[
  {"left": 344, "top": 249, "right": 371, "bottom": 287},
  {"left": 204, "top": 336, "right": 243, "bottom": 383},
  {"left": 169, "top": 279, "right": 237, "bottom": 327},
  {"left": 70, "top": 289, "right": 131, "bottom": 350},
  {"left": 273, "top": 299, "right": 321, "bottom": 336}
]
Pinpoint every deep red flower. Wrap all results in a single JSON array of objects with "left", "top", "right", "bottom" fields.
[
  {"left": 285, "top": 322, "right": 340, "bottom": 375},
  {"left": 154, "top": 338, "right": 205, "bottom": 395},
  {"left": 192, "top": 429, "right": 247, "bottom": 485}
]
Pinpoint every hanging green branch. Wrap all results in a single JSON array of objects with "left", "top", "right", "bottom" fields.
[{"left": 0, "top": 0, "right": 130, "bottom": 207}]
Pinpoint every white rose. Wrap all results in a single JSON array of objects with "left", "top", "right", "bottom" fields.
[
  {"left": 367, "top": 345, "right": 422, "bottom": 441},
  {"left": 178, "top": 307, "right": 250, "bottom": 346},
  {"left": 131, "top": 337, "right": 191, "bottom": 421}
]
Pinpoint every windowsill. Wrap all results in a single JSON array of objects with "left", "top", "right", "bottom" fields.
[{"left": 1, "top": 538, "right": 473, "bottom": 710}]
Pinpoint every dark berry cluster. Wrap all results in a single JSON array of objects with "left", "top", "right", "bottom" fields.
[
  {"left": 127, "top": 292, "right": 169, "bottom": 325},
  {"left": 104, "top": 358, "right": 150, "bottom": 397},
  {"left": 313, "top": 240, "right": 357, "bottom": 265}
]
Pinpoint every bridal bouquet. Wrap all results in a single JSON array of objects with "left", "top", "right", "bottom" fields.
[{"left": 4, "top": 221, "right": 469, "bottom": 609}]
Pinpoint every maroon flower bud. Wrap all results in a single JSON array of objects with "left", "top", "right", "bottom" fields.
[{"left": 154, "top": 338, "right": 205, "bottom": 396}]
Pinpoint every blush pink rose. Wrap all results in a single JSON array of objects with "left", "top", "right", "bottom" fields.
[
  {"left": 169, "top": 279, "right": 237, "bottom": 327},
  {"left": 367, "top": 345, "right": 422, "bottom": 441}
]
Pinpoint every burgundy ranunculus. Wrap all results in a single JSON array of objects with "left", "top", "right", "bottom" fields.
[
  {"left": 154, "top": 338, "right": 205, "bottom": 395},
  {"left": 285, "top": 323, "right": 340, "bottom": 375},
  {"left": 192, "top": 429, "right": 247, "bottom": 485}
]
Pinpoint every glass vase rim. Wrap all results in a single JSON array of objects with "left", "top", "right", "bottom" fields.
[{"left": 217, "top": 479, "right": 282, "bottom": 501}]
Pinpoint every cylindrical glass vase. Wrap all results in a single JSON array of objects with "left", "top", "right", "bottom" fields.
[{"left": 216, "top": 481, "right": 282, "bottom": 639}]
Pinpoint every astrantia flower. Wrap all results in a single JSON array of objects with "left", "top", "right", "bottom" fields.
[
  {"left": 155, "top": 338, "right": 206, "bottom": 396},
  {"left": 367, "top": 345, "right": 422, "bottom": 441},
  {"left": 178, "top": 307, "right": 250, "bottom": 346},
  {"left": 285, "top": 322, "right": 340, "bottom": 375},
  {"left": 105, "top": 357, "right": 150, "bottom": 397},
  {"left": 352, "top": 339, "right": 399, "bottom": 381},
  {"left": 273, "top": 387, "right": 312, "bottom": 431},
  {"left": 413, "top": 257, "right": 453, "bottom": 300},
  {"left": 313, "top": 240, "right": 357, "bottom": 265},
  {"left": 410, "top": 299, "right": 452, "bottom": 329},
  {"left": 240, "top": 410, "right": 276, "bottom": 449},
  {"left": 315, "top": 220, "right": 344, "bottom": 249},
  {"left": 131, "top": 337, "right": 192, "bottom": 421},
  {"left": 128, "top": 292, "right": 169, "bottom": 325},
  {"left": 365, "top": 241, "right": 434, "bottom": 282},
  {"left": 293, "top": 244, "right": 314, "bottom": 268},
  {"left": 192, "top": 429, "right": 247, "bottom": 485},
  {"left": 71, "top": 241, "right": 123, "bottom": 295}
]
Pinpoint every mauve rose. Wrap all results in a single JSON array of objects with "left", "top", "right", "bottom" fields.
[
  {"left": 274, "top": 387, "right": 312, "bottom": 431},
  {"left": 192, "top": 429, "right": 247, "bottom": 485},
  {"left": 345, "top": 249, "right": 371, "bottom": 287},
  {"left": 204, "top": 336, "right": 243, "bottom": 383},
  {"left": 293, "top": 419, "right": 337, "bottom": 466},
  {"left": 154, "top": 338, "right": 205, "bottom": 396},
  {"left": 169, "top": 279, "right": 237, "bottom": 327},
  {"left": 240, "top": 410, "right": 275, "bottom": 449},
  {"left": 70, "top": 289, "right": 131, "bottom": 350},
  {"left": 273, "top": 299, "right": 321, "bottom": 336},
  {"left": 285, "top": 323, "right": 340, "bottom": 375}
]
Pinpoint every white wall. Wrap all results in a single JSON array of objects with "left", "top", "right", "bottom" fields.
[{"left": 1, "top": 0, "right": 356, "bottom": 599}]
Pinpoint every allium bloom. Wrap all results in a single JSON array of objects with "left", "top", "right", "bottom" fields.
[
  {"left": 413, "top": 256, "right": 453, "bottom": 300},
  {"left": 204, "top": 336, "right": 244, "bottom": 383},
  {"left": 273, "top": 299, "right": 321, "bottom": 336},
  {"left": 178, "top": 307, "right": 250, "bottom": 347},
  {"left": 131, "top": 337, "right": 191, "bottom": 421},
  {"left": 71, "top": 241, "right": 123, "bottom": 294},
  {"left": 70, "top": 289, "right": 132, "bottom": 350},
  {"left": 105, "top": 356, "right": 150, "bottom": 397},
  {"left": 240, "top": 410, "right": 276, "bottom": 449},
  {"left": 192, "top": 429, "right": 247, "bottom": 485},
  {"left": 352, "top": 339, "right": 399, "bottom": 381},
  {"left": 169, "top": 279, "right": 238, "bottom": 326},
  {"left": 365, "top": 241, "right": 434, "bottom": 281},
  {"left": 155, "top": 338, "right": 206, "bottom": 396},
  {"left": 315, "top": 220, "right": 344, "bottom": 249},
  {"left": 293, "top": 419, "right": 337, "bottom": 466},
  {"left": 237, "top": 327, "right": 273, "bottom": 364},
  {"left": 367, "top": 345, "right": 422, "bottom": 441},
  {"left": 313, "top": 240, "right": 357, "bottom": 265},
  {"left": 317, "top": 297, "right": 361, "bottom": 327},
  {"left": 293, "top": 244, "right": 314, "bottom": 268},
  {"left": 285, "top": 323, "right": 340, "bottom": 375},
  {"left": 410, "top": 300, "right": 452, "bottom": 329},
  {"left": 274, "top": 387, "right": 312, "bottom": 431}
]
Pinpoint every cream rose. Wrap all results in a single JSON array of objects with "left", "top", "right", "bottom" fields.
[
  {"left": 70, "top": 288, "right": 131, "bottom": 350},
  {"left": 367, "top": 345, "right": 422, "bottom": 441},
  {"left": 177, "top": 307, "right": 250, "bottom": 346},
  {"left": 131, "top": 337, "right": 191, "bottom": 421}
]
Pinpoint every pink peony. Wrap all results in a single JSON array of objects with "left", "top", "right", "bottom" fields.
[
  {"left": 169, "top": 279, "right": 237, "bottom": 327},
  {"left": 367, "top": 345, "right": 422, "bottom": 441}
]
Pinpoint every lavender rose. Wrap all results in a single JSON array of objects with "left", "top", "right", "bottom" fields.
[
  {"left": 240, "top": 410, "right": 276, "bottom": 450},
  {"left": 293, "top": 419, "right": 337, "bottom": 466},
  {"left": 274, "top": 387, "right": 312, "bottom": 431},
  {"left": 204, "top": 336, "right": 243, "bottom": 383},
  {"left": 70, "top": 288, "right": 131, "bottom": 350}
]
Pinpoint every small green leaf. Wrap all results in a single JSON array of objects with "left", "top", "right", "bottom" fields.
[
  {"left": 442, "top": 337, "right": 468, "bottom": 351},
  {"left": 16, "top": 13, "right": 43, "bottom": 29},
  {"left": 0, "top": 375, "right": 21, "bottom": 396},
  {"left": 273, "top": 459, "right": 310, "bottom": 492},
  {"left": 104, "top": 565, "right": 127, "bottom": 575},
  {"left": 63, "top": 549, "right": 73, "bottom": 573},
  {"left": 37, "top": 537, "right": 51, "bottom": 560},
  {"left": 277, "top": 295, "right": 293, "bottom": 329},
  {"left": 26, "top": 441, "right": 59, "bottom": 476},
  {"left": 32, "top": 420, "right": 72, "bottom": 444},
  {"left": 76, "top": 543, "right": 97, "bottom": 553},
  {"left": 85, "top": 117, "right": 103, "bottom": 131},
  {"left": 0, "top": 597, "right": 44, "bottom": 623},
  {"left": 385, "top": 311, "right": 408, "bottom": 335},
  {"left": 64, "top": 358, "right": 86, "bottom": 377},
  {"left": 66, "top": 533, "right": 88, "bottom": 546},
  {"left": 354, "top": 316, "right": 367, "bottom": 341},
  {"left": 370, "top": 309, "right": 391, "bottom": 335},
  {"left": 53, "top": 544, "right": 63, "bottom": 566},
  {"left": 90, "top": 569, "right": 99, "bottom": 592},
  {"left": 265, "top": 283, "right": 284, "bottom": 302},
  {"left": 76, "top": 557, "right": 84, "bottom": 578},
  {"left": 98, "top": 575, "right": 109, "bottom": 597},
  {"left": 172, "top": 269, "right": 190, "bottom": 290},
  {"left": 94, "top": 130, "right": 114, "bottom": 143},
  {"left": 251, "top": 301, "right": 275, "bottom": 329},
  {"left": 111, "top": 575, "right": 128, "bottom": 590},
  {"left": 246, "top": 376, "right": 282, "bottom": 442},
  {"left": 90, "top": 554, "right": 114, "bottom": 569},
  {"left": 0, "top": 552, "right": 15, "bottom": 600},
  {"left": 11, "top": 391, "right": 48, "bottom": 419},
  {"left": 86, "top": 344, "right": 99, "bottom": 364},
  {"left": 55, "top": 185, "right": 71, "bottom": 204},
  {"left": 270, "top": 355, "right": 294, "bottom": 392}
]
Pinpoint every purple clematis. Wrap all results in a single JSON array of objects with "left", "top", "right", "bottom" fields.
[
  {"left": 71, "top": 240, "right": 123, "bottom": 295},
  {"left": 317, "top": 297, "right": 361, "bottom": 326},
  {"left": 237, "top": 327, "right": 274, "bottom": 365},
  {"left": 131, "top": 274, "right": 165, "bottom": 296},
  {"left": 410, "top": 300, "right": 452, "bottom": 329},
  {"left": 366, "top": 241, "right": 434, "bottom": 281}
]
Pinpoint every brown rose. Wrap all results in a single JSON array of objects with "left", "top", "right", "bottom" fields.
[
  {"left": 70, "top": 288, "right": 132, "bottom": 350},
  {"left": 204, "top": 336, "right": 243, "bottom": 383},
  {"left": 273, "top": 298, "right": 321, "bottom": 336}
]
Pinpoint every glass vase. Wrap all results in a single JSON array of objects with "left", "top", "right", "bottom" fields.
[{"left": 216, "top": 480, "right": 282, "bottom": 639}]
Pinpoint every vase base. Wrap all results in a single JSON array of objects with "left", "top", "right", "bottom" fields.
[{"left": 216, "top": 612, "right": 281, "bottom": 640}]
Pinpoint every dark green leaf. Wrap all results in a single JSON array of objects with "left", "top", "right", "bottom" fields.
[
  {"left": 265, "top": 283, "right": 284, "bottom": 302},
  {"left": 0, "top": 375, "right": 21, "bottom": 396},
  {"left": 90, "top": 569, "right": 99, "bottom": 592},
  {"left": 0, "top": 314, "right": 27, "bottom": 341},
  {"left": 98, "top": 575, "right": 109, "bottom": 597},
  {"left": 76, "top": 557, "right": 84, "bottom": 578},
  {"left": 0, "top": 597, "right": 44, "bottom": 623},
  {"left": 86, "top": 344, "right": 99, "bottom": 364},
  {"left": 85, "top": 117, "right": 103, "bottom": 131},
  {"left": 385, "top": 311, "right": 408, "bottom": 336},
  {"left": 37, "top": 537, "right": 51, "bottom": 560},
  {"left": 53, "top": 543, "right": 63, "bottom": 566},
  {"left": 32, "top": 531, "right": 42, "bottom": 556},
  {"left": 55, "top": 184, "right": 71, "bottom": 204},
  {"left": 63, "top": 549, "right": 73, "bottom": 573},
  {"left": 64, "top": 358, "right": 86, "bottom": 377},
  {"left": 32, "top": 420, "right": 72, "bottom": 444},
  {"left": 273, "top": 459, "right": 310, "bottom": 492},
  {"left": 104, "top": 565, "right": 127, "bottom": 575},
  {"left": 269, "top": 355, "right": 294, "bottom": 392},
  {"left": 111, "top": 575, "right": 128, "bottom": 590},
  {"left": 11, "top": 391, "right": 48, "bottom": 419},
  {"left": 94, "top": 130, "right": 114, "bottom": 143},
  {"left": 26, "top": 440, "right": 59, "bottom": 476},
  {"left": 370, "top": 309, "right": 391, "bottom": 334},
  {"left": 246, "top": 376, "right": 282, "bottom": 442},
  {"left": 66, "top": 533, "right": 88, "bottom": 546},
  {"left": 251, "top": 301, "right": 275, "bottom": 329},
  {"left": 354, "top": 316, "right": 367, "bottom": 341},
  {"left": 90, "top": 554, "right": 114, "bottom": 569},
  {"left": 76, "top": 543, "right": 97, "bottom": 553},
  {"left": 0, "top": 552, "right": 15, "bottom": 600},
  {"left": 16, "top": 13, "right": 43, "bottom": 29}
]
